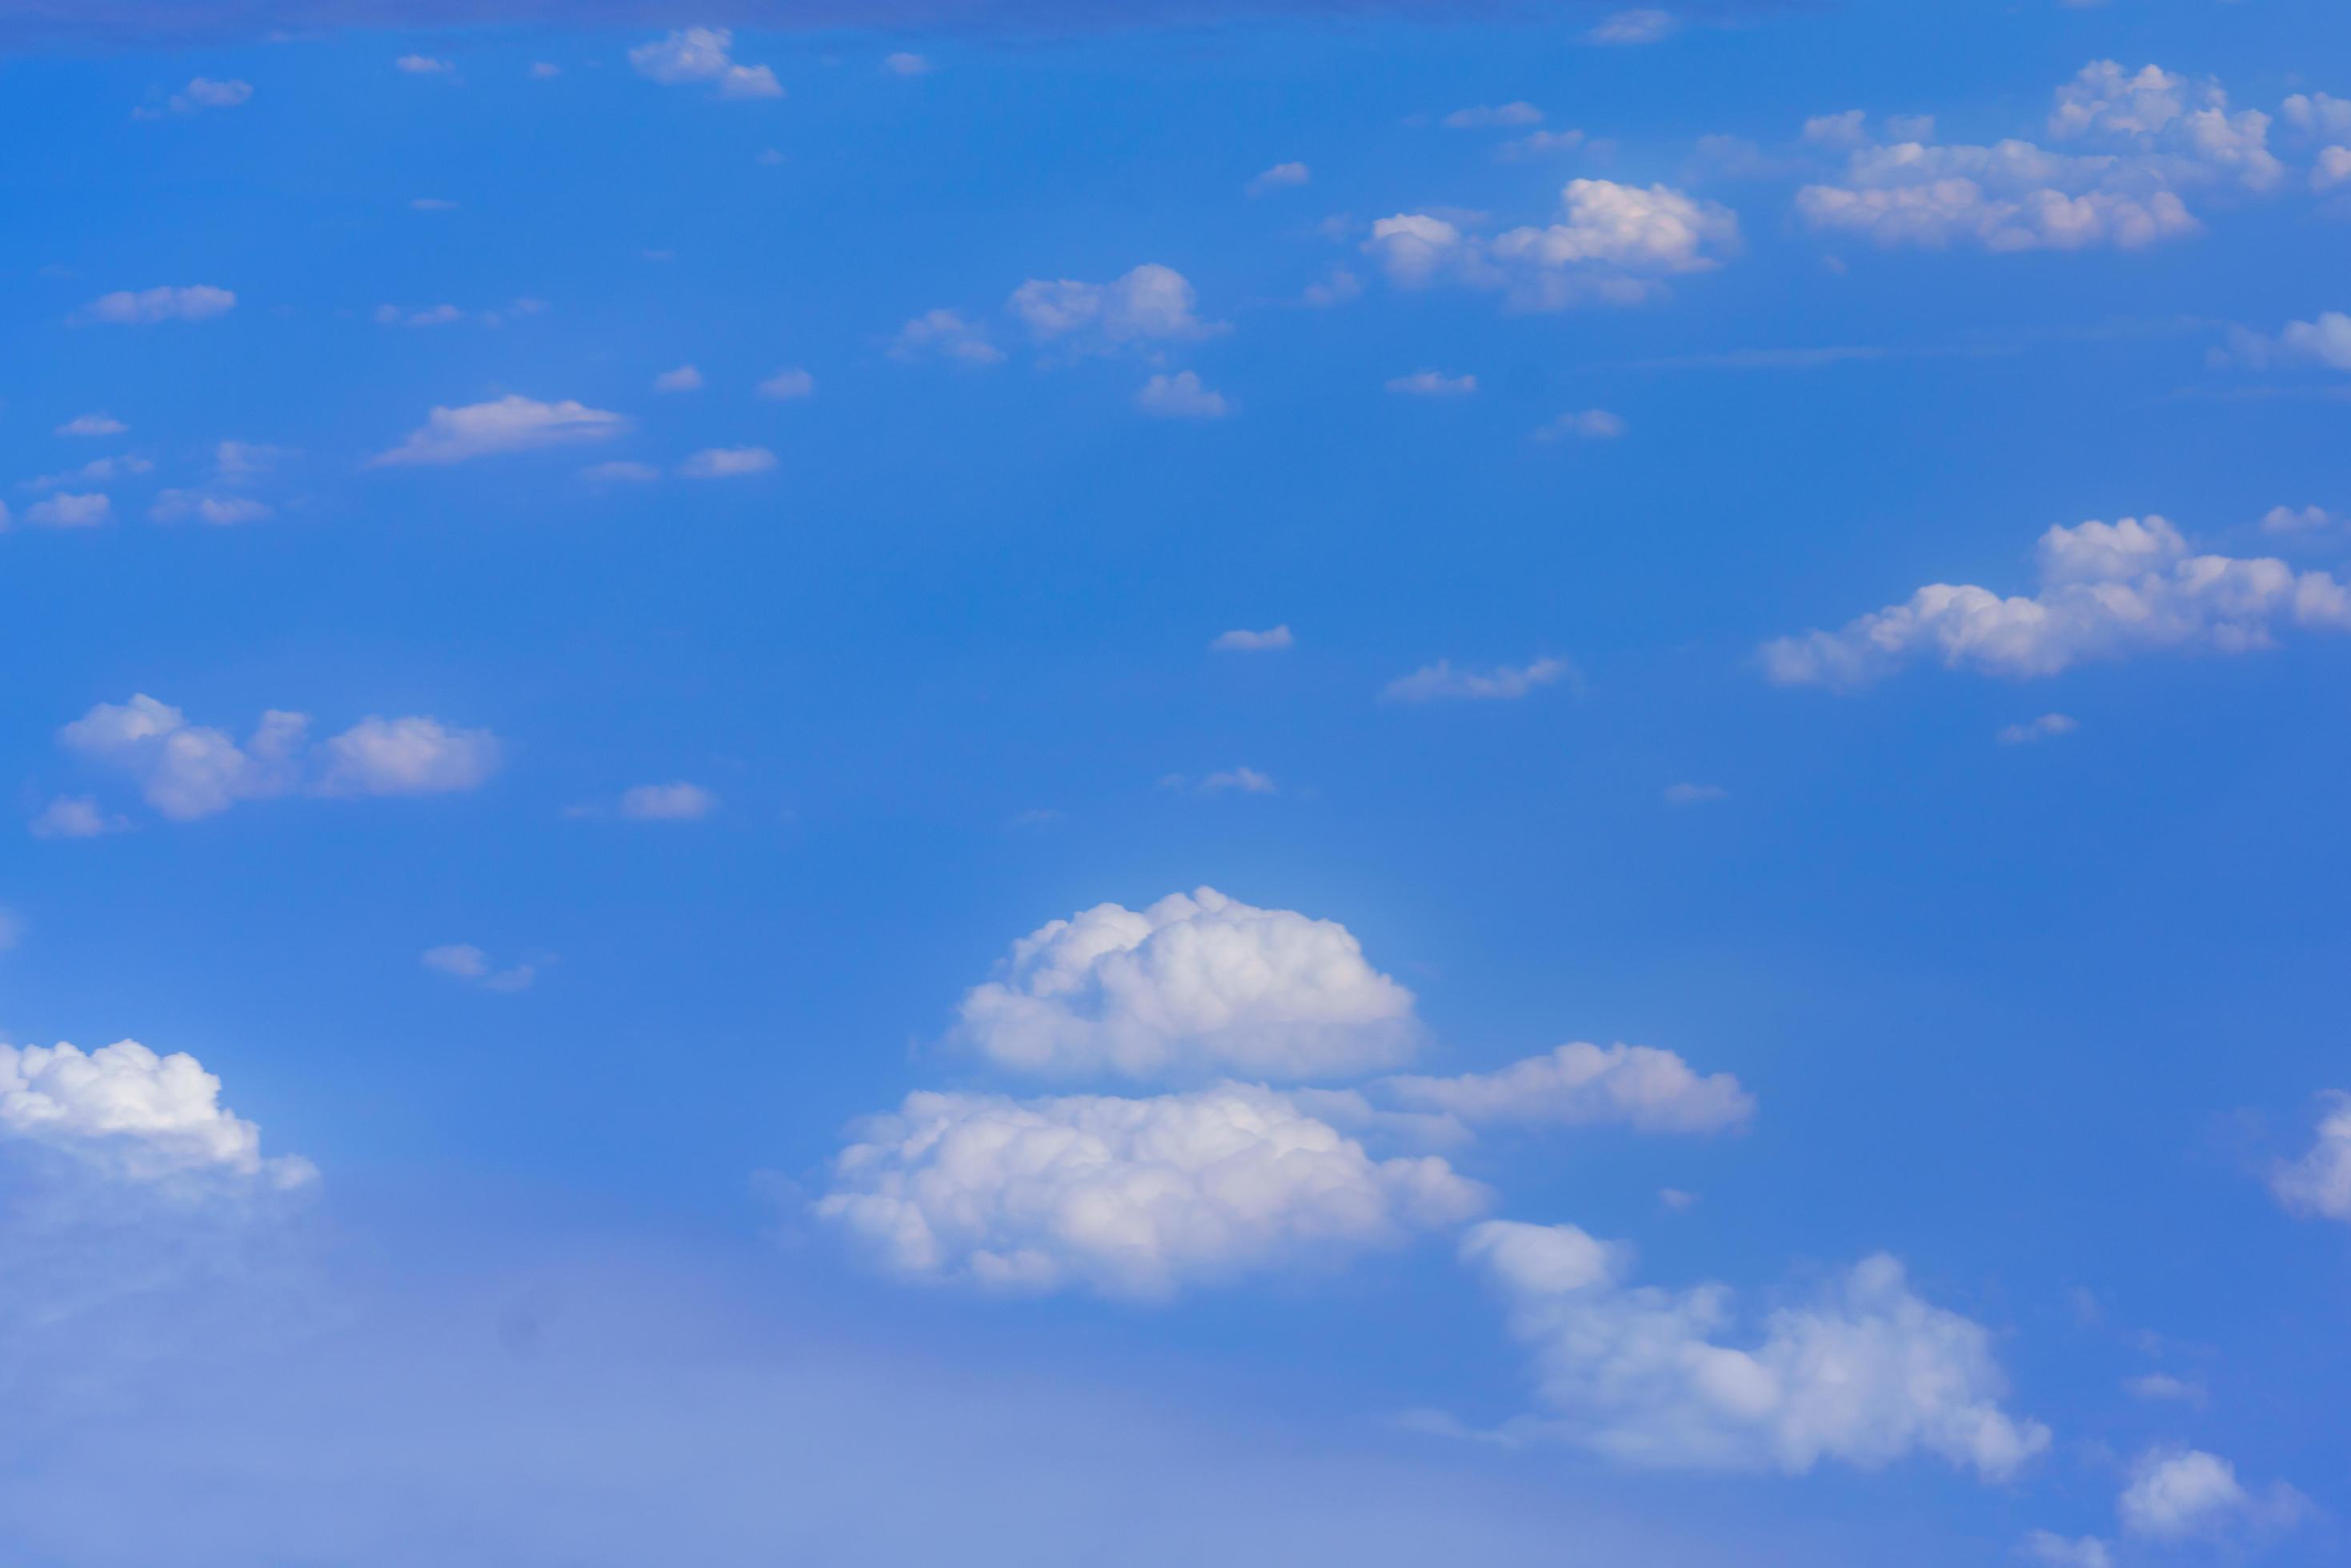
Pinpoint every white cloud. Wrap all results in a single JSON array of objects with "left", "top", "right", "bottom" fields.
[
  {"left": 369, "top": 395, "right": 631, "bottom": 466},
  {"left": 374, "top": 303, "right": 467, "bottom": 326},
  {"left": 2117, "top": 1447, "right": 2303, "bottom": 1540},
  {"left": 2270, "top": 1091, "right": 2351, "bottom": 1221},
  {"left": 1997, "top": 713, "right": 2078, "bottom": 745},
  {"left": 26, "top": 454, "right": 151, "bottom": 490},
  {"left": 2313, "top": 146, "right": 2351, "bottom": 190},
  {"left": 214, "top": 440, "right": 286, "bottom": 482},
  {"left": 395, "top": 54, "right": 453, "bottom": 74},
  {"left": 816, "top": 1083, "right": 1488, "bottom": 1299},
  {"left": 421, "top": 943, "right": 535, "bottom": 992},
  {"left": 1803, "top": 110, "right": 1869, "bottom": 150},
  {"left": 58, "top": 695, "right": 498, "bottom": 821},
  {"left": 1197, "top": 766, "right": 1276, "bottom": 795},
  {"left": 1009, "top": 263, "right": 1220, "bottom": 354},
  {"left": 1664, "top": 782, "right": 1728, "bottom": 805},
  {"left": 1464, "top": 1222, "right": 2049, "bottom": 1478},
  {"left": 1382, "top": 1042, "right": 1754, "bottom": 1134},
  {"left": 2283, "top": 92, "right": 2351, "bottom": 139},
  {"left": 629, "top": 29, "right": 783, "bottom": 99},
  {"left": 756, "top": 366, "right": 815, "bottom": 399},
  {"left": 2220, "top": 310, "right": 2351, "bottom": 371},
  {"left": 1383, "top": 656, "right": 1574, "bottom": 702},
  {"left": 1366, "top": 181, "right": 1740, "bottom": 310},
  {"left": 1209, "top": 625, "right": 1293, "bottom": 652},
  {"left": 652, "top": 364, "right": 704, "bottom": 393},
  {"left": 1442, "top": 102, "right": 1544, "bottom": 129},
  {"left": 582, "top": 461, "right": 659, "bottom": 484},
  {"left": 55, "top": 412, "right": 126, "bottom": 437},
  {"left": 2261, "top": 503, "right": 2336, "bottom": 535},
  {"left": 1136, "top": 370, "right": 1229, "bottom": 419},
  {"left": 1761, "top": 517, "right": 2351, "bottom": 687},
  {"left": 28, "top": 796, "right": 125, "bottom": 840},
  {"left": 163, "top": 76, "right": 252, "bottom": 114},
  {"left": 882, "top": 51, "right": 931, "bottom": 76},
  {"left": 0, "top": 1038, "right": 312, "bottom": 1186},
  {"left": 890, "top": 307, "right": 1003, "bottom": 365},
  {"left": 150, "top": 490, "right": 274, "bottom": 526},
  {"left": 952, "top": 887, "right": 1420, "bottom": 1082},
  {"left": 1247, "top": 161, "right": 1311, "bottom": 196},
  {"left": 22, "top": 493, "right": 113, "bottom": 529},
  {"left": 1300, "top": 267, "right": 1363, "bottom": 308},
  {"left": 1500, "top": 128, "right": 1590, "bottom": 160},
  {"left": 617, "top": 782, "right": 720, "bottom": 820},
  {"left": 1796, "top": 62, "right": 2284, "bottom": 255},
  {"left": 1587, "top": 8, "right": 1679, "bottom": 45},
  {"left": 2020, "top": 1532, "right": 2112, "bottom": 1568},
  {"left": 1386, "top": 370, "right": 1478, "bottom": 396},
  {"left": 2121, "top": 1372, "right": 2203, "bottom": 1403},
  {"left": 77, "top": 285, "right": 235, "bottom": 325},
  {"left": 1535, "top": 408, "right": 1627, "bottom": 441},
  {"left": 679, "top": 446, "right": 777, "bottom": 478}
]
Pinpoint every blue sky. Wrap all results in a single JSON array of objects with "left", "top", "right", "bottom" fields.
[{"left": 3, "top": 2, "right": 2350, "bottom": 1562}]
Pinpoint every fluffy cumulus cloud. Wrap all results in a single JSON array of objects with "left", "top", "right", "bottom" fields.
[
  {"left": 816, "top": 1083, "right": 1488, "bottom": 1298},
  {"left": 2269, "top": 1091, "right": 2351, "bottom": 1222},
  {"left": 2117, "top": 1447, "right": 2304, "bottom": 1541},
  {"left": 1464, "top": 1222, "right": 2050, "bottom": 1478},
  {"left": 628, "top": 27, "right": 782, "bottom": 99},
  {"left": 0, "top": 1038, "right": 312, "bottom": 1186},
  {"left": 58, "top": 695, "right": 498, "bottom": 821},
  {"left": 1761, "top": 516, "right": 2351, "bottom": 688},
  {"left": 1007, "top": 263, "right": 1220, "bottom": 354},
  {"left": 1135, "top": 370, "right": 1229, "bottom": 418},
  {"left": 1247, "top": 160, "right": 1310, "bottom": 195},
  {"left": 1381, "top": 1043, "right": 1754, "bottom": 1134},
  {"left": 1795, "top": 62, "right": 2284, "bottom": 254},
  {"left": 369, "top": 395, "right": 631, "bottom": 466},
  {"left": 1365, "top": 179, "right": 1739, "bottom": 310},
  {"left": 889, "top": 307, "right": 1003, "bottom": 366},
  {"left": 2218, "top": 310, "right": 2351, "bottom": 373},
  {"left": 952, "top": 887, "right": 1420, "bottom": 1081},
  {"left": 1382, "top": 656, "right": 1574, "bottom": 702},
  {"left": 163, "top": 75, "right": 251, "bottom": 113},
  {"left": 75, "top": 284, "right": 235, "bottom": 324}
]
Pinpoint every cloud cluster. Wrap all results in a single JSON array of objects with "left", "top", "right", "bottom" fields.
[
  {"left": 1464, "top": 1222, "right": 2049, "bottom": 1478},
  {"left": 1761, "top": 516, "right": 2351, "bottom": 688},
  {"left": 1007, "top": 263, "right": 1222, "bottom": 355},
  {"left": 817, "top": 1083, "right": 1489, "bottom": 1298},
  {"left": 0, "top": 1039, "right": 312, "bottom": 1186},
  {"left": 628, "top": 27, "right": 781, "bottom": 99},
  {"left": 1796, "top": 62, "right": 2285, "bottom": 254},
  {"left": 952, "top": 887, "right": 1419, "bottom": 1081},
  {"left": 2117, "top": 1447, "right": 2305, "bottom": 1541},
  {"left": 1382, "top": 1043, "right": 1755, "bottom": 1134},
  {"left": 55, "top": 694, "right": 499, "bottom": 823},
  {"left": 1382, "top": 657, "right": 1574, "bottom": 702},
  {"left": 75, "top": 285, "right": 235, "bottom": 325},
  {"left": 1366, "top": 179, "right": 1740, "bottom": 310}
]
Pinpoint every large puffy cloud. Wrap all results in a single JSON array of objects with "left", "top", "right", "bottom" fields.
[
  {"left": 58, "top": 694, "right": 499, "bottom": 821},
  {"left": 368, "top": 395, "right": 631, "bottom": 466},
  {"left": 1795, "top": 62, "right": 2283, "bottom": 254},
  {"left": 1760, "top": 516, "right": 2351, "bottom": 688},
  {"left": 1463, "top": 1221, "right": 2049, "bottom": 1479},
  {"left": 952, "top": 887, "right": 1420, "bottom": 1081},
  {"left": 2269, "top": 1092, "right": 2351, "bottom": 1222},
  {"left": 815, "top": 1083, "right": 1488, "bottom": 1298},
  {"left": 1367, "top": 179, "right": 1739, "bottom": 310},
  {"left": 0, "top": 1039, "right": 313, "bottom": 1186},
  {"left": 1382, "top": 1043, "right": 1754, "bottom": 1134}
]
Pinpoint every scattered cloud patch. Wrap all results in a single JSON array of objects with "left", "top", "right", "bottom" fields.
[
  {"left": 2270, "top": 1091, "right": 2351, "bottom": 1221},
  {"left": 394, "top": 54, "right": 452, "bottom": 74},
  {"left": 1586, "top": 8, "right": 1678, "bottom": 45},
  {"left": 890, "top": 308, "right": 1003, "bottom": 365},
  {"left": 370, "top": 395, "right": 630, "bottom": 466},
  {"left": 1210, "top": 625, "right": 1292, "bottom": 652},
  {"left": 1464, "top": 1222, "right": 2049, "bottom": 1478},
  {"left": 150, "top": 490, "right": 272, "bottom": 526},
  {"left": 54, "top": 413, "right": 126, "bottom": 437},
  {"left": 2121, "top": 1372, "right": 2203, "bottom": 1404},
  {"left": 2217, "top": 310, "right": 2351, "bottom": 372},
  {"left": 1248, "top": 161, "right": 1311, "bottom": 196},
  {"left": 2117, "top": 1447, "right": 2304, "bottom": 1541},
  {"left": 1196, "top": 766, "right": 1277, "bottom": 795},
  {"left": 1384, "top": 1043, "right": 1752, "bottom": 1134},
  {"left": 1664, "top": 782, "right": 1728, "bottom": 805},
  {"left": 28, "top": 796, "right": 126, "bottom": 840},
  {"left": 756, "top": 366, "right": 815, "bottom": 399},
  {"left": 421, "top": 943, "right": 535, "bottom": 992},
  {"left": 160, "top": 76, "right": 252, "bottom": 114},
  {"left": 76, "top": 285, "right": 234, "bottom": 325},
  {"left": 1387, "top": 370, "right": 1477, "bottom": 396},
  {"left": 652, "top": 364, "right": 704, "bottom": 393},
  {"left": 1010, "top": 264, "right": 1222, "bottom": 354},
  {"left": 1367, "top": 180, "right": 1739, "bottom": 310},
  {"left": 1761, "top": 516, "right": 2351, "bottom": 687},
  {"left": 1998, "top": 713, "right": 2078, "bottom": 745},
  {"left": 629, "top": 28, "right": 782, "bottom": 98},
  {"left": 679, "top": 446, "right": 776, "bottom": 478},
  {"left": 882, "top": 50, "right": 931, "bottom": 75},
  {"left": 582, "top": 460, "right": 659, "bottom": 484},
  {"left": 952, "top": 886, "right": 1420, "bottom": 1082},
  {"left": 22, "top": 493, "right": 113, "bottom": 529},
  {"left": 816, "top": 1083, "right": 1488, "bottom": 1299},
  {"left": 2020, "top": 1533, "right": 2112, "bottom": 1568},
  {"left": 618, "top": 782, "right": 720, "bottom": 820},
  {"left": 1536, "top": 408, "right": 1627, "bottom": 441},
  {"left": 1383, "top": 656, "right": 1574, "bottom": 702},
  {"left": 1136, "top": 370, "right": 1229, "bottom": 418},
  {"left": 1442, "top": 102, "right": 1544, "bottom": 130}
]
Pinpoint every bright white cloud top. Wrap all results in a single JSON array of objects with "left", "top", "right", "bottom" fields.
[
  {"left": 1761, "top": 516, "right": 2351, "bottom": 687},
  {"left": 952, "top": 887, "right": 1420, "bottom": 1080},
  {"left": 0, "top": 1038, "right": 313, "bottom": 1186},
  {"left": 2117, "top": 1446, "right": 2304, "bottom": 1541},
  {"left": 817, "top": 1083, "right": 1488, "bottom": 1298},
  {"left": 2270, "top": 1092, "right": 2351, "bottom": 1221},
  {"left": 1008, "top": 263, "right": 1221, "bottom": 354},
  {"left": 1463, "top": 1222, "right": 2050, "bottom": 1478},
  {"left": 1383, "top": 1043, "right": 1755, "bottom": 1134},
  {"left": 58, "top": 694, "right": 499, "bottom": 821},
  {"left": 628, "top": 27, "right": 783, "bottom": 99}
]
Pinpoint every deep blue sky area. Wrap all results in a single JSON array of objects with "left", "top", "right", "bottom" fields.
[{"left": 1, "top": 2, "right": 2348, "bottom": 1564}]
